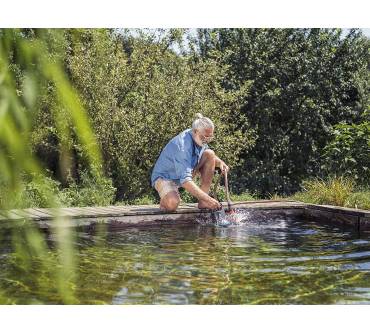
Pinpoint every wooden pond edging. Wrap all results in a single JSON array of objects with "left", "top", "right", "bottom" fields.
[{"left": 0, "top": 200, "right": 369, "bottom": 231}]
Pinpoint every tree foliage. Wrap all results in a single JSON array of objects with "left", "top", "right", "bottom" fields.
[
  {"left": 30, "top": 29, "right": 254, "bottom": 202},
  {"left": 194, "top": 28, "right": 370, "bottom": 195},
  {"left": 2, "top": 28, "right": 369, "bottom": 205},
  {"left": 323, "top": 116, "right": 370, "bottom": 186}
]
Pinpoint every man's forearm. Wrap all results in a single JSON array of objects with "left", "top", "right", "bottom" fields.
[
  {"left": 215, "top": 156, "right": 222, "bottom": 168},
  {"left": 182, "top": 180, "right": 210, "bottom": 201}
]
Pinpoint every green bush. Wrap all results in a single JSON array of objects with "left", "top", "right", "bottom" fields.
[
  {"left": 4, "top": 28, "right": 370, "bottom": 207},
  {"left": 0, "top": 169, "right": 117, "bottom": 209},
  {"left": 31, "top": 29, "right": 255, "bottom": 202},
  {"left": 230, "top": 191, "right": 256, "bottom": 202},
  {"left": 323, "top": 119, "right": 370, "bottom": 186},
  {"left": 60, "top": 169, "right": 116, "bottom": 207},
  {"left": 196, "top": 28, "right": 370, "bottom": 196},
  {"left": 123, "top": 193, "right": 158, "bottom": 205},
  {"left": 0, "top": 172, "right": 61, "bottom": 209}
]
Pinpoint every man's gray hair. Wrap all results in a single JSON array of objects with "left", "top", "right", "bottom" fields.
[{"left": 192, "top": 113, "right": 214, "bottom": 132}]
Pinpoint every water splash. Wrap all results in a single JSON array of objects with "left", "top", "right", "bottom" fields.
[
  {"left": 197, "top": 208, "right": 252, "bottom": 227},
  {"left": 196, "top": 208, "right": 299, "bottom": 228},
  {"left": 226, "top": 208, "right": 253, "bottom": 225}
]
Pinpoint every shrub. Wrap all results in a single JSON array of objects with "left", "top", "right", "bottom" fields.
[
  {"left": 124, "top": 194, "right": 158, "bottom": 205},
  {"left": 63, "top": 29, "right": 255, "bottom": 201},
  {"left": 323, "top": 120, "right": 370, "bottom": 186},
  {"left": 230, "top": 192, "right": 256, "bottom": 202},
  {"left": 0, "top": 172, "right": 62, "bottom": 209},
  {"left": 196, "top": 28, "right": 370, "bottom": 196},
  {"left": 60, "top": 169, "right": 116, "bottom": 207}
]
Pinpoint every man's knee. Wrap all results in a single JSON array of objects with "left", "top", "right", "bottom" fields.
[
  {"left": 200, "top": 149, "right": 216, "bottom": 169},
  {"left": 161, "top": 192, "right": 180, "bottom": 212},
  {"left": 203, "top": 149, "right": 216, "bottom": 160}
]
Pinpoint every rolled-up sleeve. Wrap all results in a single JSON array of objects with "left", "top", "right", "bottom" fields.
[{"left": 173, "top": 146, "right": 193, "bottom": 185}]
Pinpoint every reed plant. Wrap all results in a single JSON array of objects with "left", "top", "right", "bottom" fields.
[{"left": 292, "top": 176, "right": 370, "bottom": 209}]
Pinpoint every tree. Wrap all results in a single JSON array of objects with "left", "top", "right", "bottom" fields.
[
  {"left": 193, "top": 28, "right": 370, "bottom": 196},
  {"left": 27, "top": 29, "right": 255, "bottom": 201}
]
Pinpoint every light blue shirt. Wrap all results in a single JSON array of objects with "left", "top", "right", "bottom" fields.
[{"left": 151, "top": 129, "right": 208, "bottom": 187}]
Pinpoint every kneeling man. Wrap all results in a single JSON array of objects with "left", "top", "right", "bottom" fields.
[{"left": 151, "top": 113, "right": 229, "bottom": 212}]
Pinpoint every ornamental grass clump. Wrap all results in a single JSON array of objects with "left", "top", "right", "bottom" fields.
[{"left": 294, "top": 176, "right": 355, "bottom": 207}]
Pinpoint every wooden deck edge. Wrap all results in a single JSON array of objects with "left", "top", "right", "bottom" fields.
[
  {"left": 0, "top": 200, "right": 306, "bottom": 221},
  {"left": 0, "top": 200, "right": 369, "bottom": 230}
]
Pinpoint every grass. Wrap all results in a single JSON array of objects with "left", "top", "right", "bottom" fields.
[
  {"left": 10, "top": 173, "right": 369, "bottom": 211},
  {"left": 118, "top": 194, "right": 159, "bottom": 206},
  {"left": 113, "top": 188, "right": 257, "bottom": 206},
  {"left": 291, "top": 177, "right": 370, "bottom": 210},
  {"left": 345, "top": 191, "right": 370, "bottom": 210},
  {"left": 230, "top": 192, "right": 257, "bottom": 202}
]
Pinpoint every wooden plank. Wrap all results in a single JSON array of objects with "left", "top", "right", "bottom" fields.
[
  {"left": 306, "top": 203, "right": 369, "bottom": 217},
  {"left": 360, "top": 216, "right": 370, "bottom": 231},
  {"left": 39, "top": 208, "right": 78, "bottom": 217},
  {"left": 81, "top": 207, "right": 126, "bottom": 215},
  {"left": 49, "top": 208, "right": 91, "bottom": 218},
  {"left": 64, "top": 207, "right": 119, "bottom": 217},
  {"left": 1, "top": 201, "right": 367, "bottom": 225},
  {"left": 108, "top": 205, "right": 155, "bottom": 211},
  {"left": 59, "top": 207, "right": 89, "bottom": 215},
  {"left": 106, "top": 206, "right": 156, "bottom": 214},
  {"left": 126, "top": 207, "right": 162, "bottom": 214},
  {"left": 93, "top": 206, "right": 132, "bottom": 213},
  {"left": 25, "top": 208, "right": 54, "bottom": 218},
  {"left": 333, "top": 212, "right": 359, "bottom": 226},
  {"left": 82, "top": 206, "right": 120, "bottom": 212},
  {"left": 37, "top": 207, "right": 115, "bottom": 218},
  {"left": 0, "top": 210, "right": 25, "bottom": 220},
  {"left": 84, "top": 209, "right": 121, "bottom": 216},
  {"left": 54, "top": 207, "right": 115, "bottom": 218},
  {"left": 10, "top": 209, "right": 43, "bottom": 219},
  {"left": 58, "top": 207, "right": 128, "bottom": 217},
  {"left": 103, "top": 205, "right": 132, "bottom": 211}
]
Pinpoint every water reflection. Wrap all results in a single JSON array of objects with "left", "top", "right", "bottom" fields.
[{"left": 1, "top": 212, "right": 370, "bottom": 304}]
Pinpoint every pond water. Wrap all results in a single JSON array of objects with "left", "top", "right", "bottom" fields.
[{"left": 1, "top": 210, "right": 370, "bottom": 304}]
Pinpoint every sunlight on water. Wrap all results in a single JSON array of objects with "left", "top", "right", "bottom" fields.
[
  {"left": 198, "top": 208, "right": 271, "bottom": 227},
  {"left": 1, "top": 210, "right": 370, "bottom": 304}
]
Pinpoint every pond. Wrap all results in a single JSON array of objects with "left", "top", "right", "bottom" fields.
[{"left": 1, "top": 209, "right": 370, "bottom": 304}]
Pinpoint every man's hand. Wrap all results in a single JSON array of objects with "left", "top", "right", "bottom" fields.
[
  {"left": 199, "top": 196, "right": 222, "bottom": 210},
  {"left": 192, "top": 168, "right": 200, "bottom": 178},
  {"left": 218, "top": 159, "right": 230, "bottom": 175},
  {"left": 182, "top": 180, "right": 222, "bottom": 210}
]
